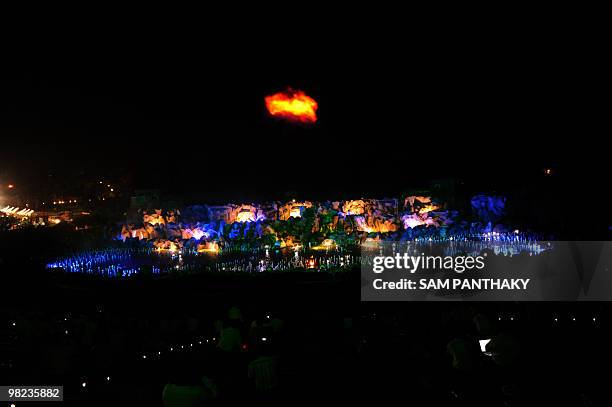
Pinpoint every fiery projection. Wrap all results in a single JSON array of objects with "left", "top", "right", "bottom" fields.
[
  {"left": 265, "top": 89, "right": 318, "bottom": 123},
  {"left": 1, "top": 206, "right": 34, "bottom": 217}
]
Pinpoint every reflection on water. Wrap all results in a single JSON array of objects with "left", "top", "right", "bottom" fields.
[
  {"left": 371, "top": 240, "right": 553, "bottom": 258},
  {"left": 46, "top": 234, "right": 551, "bottom": 278},
  {"left": 46, "top": 247, "right": 359, "bottom": 278}
]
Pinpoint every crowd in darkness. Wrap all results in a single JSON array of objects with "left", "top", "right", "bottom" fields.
[
  {"left": 2, "top": 299, "right": 608, "bottom": 406},
  {"left": 0, "top": 224, "right": 605, "bottom": 405},
  {"left": 2, "top": 302, "right": 360, "bottom": 406}
]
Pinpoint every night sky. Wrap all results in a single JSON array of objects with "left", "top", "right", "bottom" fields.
[{"left": 0, "top": 44, "right": 605, "bottom": 203}]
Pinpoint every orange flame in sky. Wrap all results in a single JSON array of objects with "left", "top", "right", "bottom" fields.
[{"left": 265, "top": 89, "right": 318, "bottom": 123}]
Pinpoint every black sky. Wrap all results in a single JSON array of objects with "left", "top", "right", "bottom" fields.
[{"left": 0, "top": 40, "right": 606, "bottom": 202}]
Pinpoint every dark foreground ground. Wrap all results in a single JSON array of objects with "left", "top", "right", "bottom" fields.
[{"left": 1, "top": 266, "right": 610, "bottom": 406}]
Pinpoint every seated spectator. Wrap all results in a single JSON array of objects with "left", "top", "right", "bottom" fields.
[
  {"left": 249, "top": 316, "right": 273, "bottom": 343},
  {"left": 163, "top": 382, "right": 208, "bottom": 407},
  {"left": 486, "top": 333, "right": 520, "bottom": 368},
  {"left": 162, "top": 358, "right": 217, "bottom": 407},
  {"left": 217, "top": 319, "right": 242, "bottom": 352},
  {"left": 447, "top": 337, "right": 479, "bottom": 372},
  {"left": 265, "top": 313, "right": 284, "bottom": 334},
  {"left": 227, "top": 306, "right": 243, "bottom": 322},
  {"left": 248, "top": 344, "right": 279, "bottom": 392}
]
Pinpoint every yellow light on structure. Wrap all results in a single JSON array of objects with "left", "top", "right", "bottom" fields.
[
  {"left": 289, "top": 206, "right": 302, "bottom": 218},
  {"left": 7, "top": 184, "right": 14, "bottom": 189},
  {"left": 322, "top": 239, "right": 335, "bottom": 247},
  {"left": 417, "top": 204, "right": 440, "bottom": 214},
  {"left": 236, "top": 210, "right": 255, "bottom": 223},
  {"left": 312, "top": 239, "right": 337, "bottom": 251},
  {"left": 197, "top": 241, "right": 220, "bottom": 253}
]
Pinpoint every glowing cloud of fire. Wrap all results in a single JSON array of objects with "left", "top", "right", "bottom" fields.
[{"left": 265, "top": 89, "right": 318, "bottom": 123}]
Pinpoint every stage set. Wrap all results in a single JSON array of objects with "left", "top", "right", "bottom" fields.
[
  {"left": 46, "top": 193, "right": 546, "bottom": 278},
  {"left": 36, "top": 89, "right": 548, "bottom": 277}
]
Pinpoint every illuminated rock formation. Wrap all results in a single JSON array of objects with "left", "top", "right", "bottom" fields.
[
  {"left": 404, "top": 196, "right": 440, "bottom": 214},
  {"left": 401, "top": 213, "right": 440, "bottom": 229},
  {"left": 355, "top": 215, "right": 399, "bottom": 233},
  {"left": 153, "top": 239, "right": 183, "bottom": 253},
  {"left": 143, "top": 209, "right": 166, "bottom": 226},
  {"left": 342, "top": 200, "right": 368, "bottom": 215},
  {"left": 236, "top": 208, "right": 256, "bottom": 223},
  {"left": 279, "top": 201, "right": 313, "bottom": 220}
]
